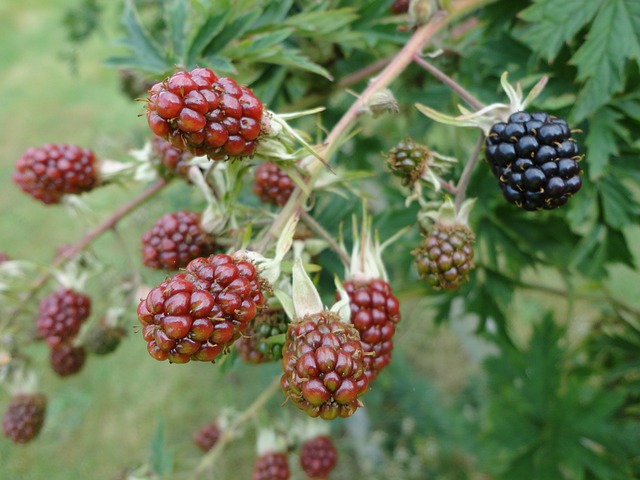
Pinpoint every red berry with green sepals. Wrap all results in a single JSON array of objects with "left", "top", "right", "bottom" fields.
[
  {"left": 50, "top": 344, "right": 87, "bottom": 377},
  {"left": 141, "top": 211, "right": 218, "bottom": 271},
  {"left": 150, "top": 135, "right": 193, "bottom": 181},
  {"left": 300, "top": 435, "right": 338, "bottom": 479},
  {"left": 281, "top": 311, "right": 369, "bottom": 420},
  {"left": 12, "top": 144, "right": 98, "bottom": 204},
  {"left": 414, "top": 198, "right": 476, "bottom": 291},
  {"left": 253, "top": 162, "right": 295, "bottom": 206},
  {"left": 252, "top": 452, "right": 290, "bottom": 480},
  {"left": 36, "top": 289, "right": 91, "bottom": 348},
  {"left": 485, "top": 111, "right": 583, "bottom": 211},
  {"left": 339, "top": 279, "right": 400, "bottom": 382},
  {"left": 193, "top": 421, "right": 222, "bottom": 452},
  {"left": 145, "top": 67, "right": 266, "bottom": 160},
  {"left": 2, "top": 393, "right": 47, "bottom": 444},
  {"left": 236, "top": 307, "right": 289, "bottom": 364}
]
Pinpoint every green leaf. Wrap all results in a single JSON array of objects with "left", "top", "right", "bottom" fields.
[
  {"left": 149, "top": 418, "right": 173, "bottom": 475},
  {"left": 185, "top": 8, "right": 231, "bottom": 68},
  {"left": 165, "top": 0, "right": 189, "bottom": 62},
  {"left": 585, "top": 107, "right": 624, "bottom": 178},
  {"left": 571, "top": 0, "right": 640, "bottom": 120},
  {"left": 108, "top": 0, "right": 170, "bottom": 73},
  {"left": 518, "top": 0, "right": 602, "bottom": 62},
  {"left": 202, "top": 8, "right": 262, "bottom": 56},
  {"left": 598, "top": 174, "right": 640, "bottom": 229}
]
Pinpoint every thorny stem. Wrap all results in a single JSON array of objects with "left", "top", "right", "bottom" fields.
[
  {"left": 336, "top": 55, "right": 394, "bottom": 89},
  {"left": 6, "top": 179, "right": 169, "bottom": 325},
  {"left": 256, "top": 11, "right": 450, "bottom": 253},
  {"left": 412, "top": 54, "right": 484, "bottom": 111},
  {"left": 193, "top": 376, "right": 282, "bottom": 479},
  {"left": 454, "top": 134, "right": 484, "bottom": 211},
  {"left": 300, "top": 211, "right": 351, "bottom": 265}
]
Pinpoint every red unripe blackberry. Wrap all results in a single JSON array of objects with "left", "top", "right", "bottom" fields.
[
  {"left": 193, "top": 421, "right": 222, "bottom": 452},
  {"left": 84, "top": 325, "right": 127, "bottom": 356},
  {"left": 236, "top": 308, "right": 289, "bottom": 364},
  {"left": 146, "top": 67, "right": 265, "bottom": 159},
  {"left": 141, "top": 211, "right": 217, "bottom": 270},
  {"left": 253, "top": 162, "right": 295, "bottom": 206},
  {"left": 485, "top": 111, "right": 583, "bottom": 210},
  {"left": 0, "top": 253, "right": 9, "bottom": 263},
  {"left": 414, "top": 224, "right": 475, "bottom": 291},
  {"left": 137, "top": 254, "right": 266, "bottom": 363},
  {"left": 252, "top": 452, "right": 290, "bottom": 480},
  {"left": 281, "top": 311, "right": 369, "bottom": 420},
  {"left": 390, "top": 0, "right": 409, "bottom": 14},
  {"left": 2, "top": 393, "right": 47, "bottom": 444},
  {"left": 12, "top": 144, "right": 98, "bottom": 204},
  {"left": 300, "top": 436, "right": 338, "bottom": 479},
  {"left": 340, "top": 279, "right": 400, "bottom": 382},
  {"left": 50, "top": 344, "right": 87, "bottom": 377},
  {"left": 36, "top": 289, "right": 91, "bottom": 348},
  {"left": 150, "top": 135, "right": 193, "bottom": 181}
]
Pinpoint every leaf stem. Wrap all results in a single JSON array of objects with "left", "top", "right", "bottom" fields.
[
  {"left": 192, "top": 376, "right": 282, "bottom": 479},
  {"left": 454, "top": 134, "right": 484, "bottom": 211},
  {"left": 300, "top": 211, "right": 351, "bottom": 266}
]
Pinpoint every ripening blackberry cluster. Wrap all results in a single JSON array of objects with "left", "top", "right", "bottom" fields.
[{"left": 485, "top": 111, "right": 582, "bottom": 210}]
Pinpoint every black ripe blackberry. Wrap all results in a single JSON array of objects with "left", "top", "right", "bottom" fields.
[{"left": 485, "top": 112, "right": 582, "bottom": 211}]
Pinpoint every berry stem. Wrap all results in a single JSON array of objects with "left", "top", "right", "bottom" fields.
[
  {"left": 300, "top": 211, "right": 351, "bottom": 266},
  {"left": 192, "top": 376, "right": 281, "bottom": 479},
  {"left": 257, "top": 12, "right": 451, "bottom": 253},
  {"left": 412, "top": 54, "right": 484, "bottom": 111},
  {"left": 5, "top": 179, "right": 169, "bottom": 326},
  {"left": 454, "top": 134, "right": 484, "bottom": 212}
]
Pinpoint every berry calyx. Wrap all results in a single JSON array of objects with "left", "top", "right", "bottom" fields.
[
  {"left": 281, "top": 311, "right": 369, "bottom": 420},
  {"left": 36, "top": 289, "right": 91, "bottom": 348},
  {"left": 141, "top": 211, "right": 218, "bottom": 271},
  {"left": 50, "top": 344, "right": 87, "bottom": 377},
  {"left": 252, "top": 452, "right": 290, "bottom": 480},
  {"left": 253, "top": 162, "right": 295, "bottom": 206},
  {"left": 193, "top": 421, "right": 222, "bottom": 452},
  {"left": 485, "top": 111, "right": 583, "bottom": 210},
  {"left": 2, "top": 393, "right": 47, "bottom": 444},
  {"left": 146, "top": 67, "right": 266, "bottom": 160},
  {"left": 300, "top": 435, "right": 338, "bottom": 479},
  {"left": 12, "top": 144, "right": 99, "bottom": 204}
]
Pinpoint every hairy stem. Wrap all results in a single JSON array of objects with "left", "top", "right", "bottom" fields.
[
  {"left": 7, "top": 179, "right": 168, "bottom": 324},
  {"left": 454, "top": 134, "right": 484, "bottom": 211},
  {"left": 193, "top": 376, "right": 282, "bottom": 479},
  {"left": 412, "top": 54, "right": 484, "bottom": 111},
  {"left": 300, "top": 211, "right": 351, "bottom": 265}
]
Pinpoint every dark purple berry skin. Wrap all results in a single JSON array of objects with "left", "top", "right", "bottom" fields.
[
  {"left": 253, "top": 162, "right": 295, "bottom": 206},
  {"left": 2, "top": 394, "right": 47, "bottom": 444},
  {"left": 300, "top": 435, "right": 338, "bottom": 479},
  {"left": 193, "top": 421, "right": 222, "bottom": 452},
  {"left": 485, "top": 111, "right": 583, "bottom": 210},
  {"left": 50, "top": 344, "right": 87, "bottom": 377},
  {"left": 252, "top": 452, "right": 290, "bottom": 480},
  {"left": 36, "top": 289, "right": 91, "bottom": 348}
]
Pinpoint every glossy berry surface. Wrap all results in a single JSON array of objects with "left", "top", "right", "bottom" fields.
[
  {"left": 193, "top": 421, "right": 222, "bottom": 452},
  {"left": 414, "top": 224, "right": 475, "bottom": 291},
  {"left": 13, "top": 144, "right": 98, "bottom": 204},
  {"left": 300, "top": 436, "right": 338, "bottom": 479},
  {"left": 485, "top": 111, "right": 582, "bottom": 210},
  {"left": 50, "top": 344, "right": 87, "bottom": 377},
  {"left": 281, "top": 311, "right": 369, "bottom": 420},
  {"left": 253, "top": 162, "right": 295, "bottom": 206},
  {"left": 141, "top": 211, "right": 217, "bottom": 270},
  {"left": 137, "top": 254, "right": 265, "bottom": 363},
  {"left": 252, "top": 452, "right": 290, "bottom": 480},
  {"left": 150, "top": 135, "right": 193, "bottom": 181},
  {"left": 2, "top": 393, "right": 46, "bottom": 444},
  {"left": 146, "top": 67, "right": 265, "bottom": 159},
  {"left": 340, "top": 279, "right": 401, "bottom": 382},
  {"left": 236, "top": 308, "right": 289, "bottom": 364},
  {"left": 36, "top": 289, "right": 91, "bottom": 348}
]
